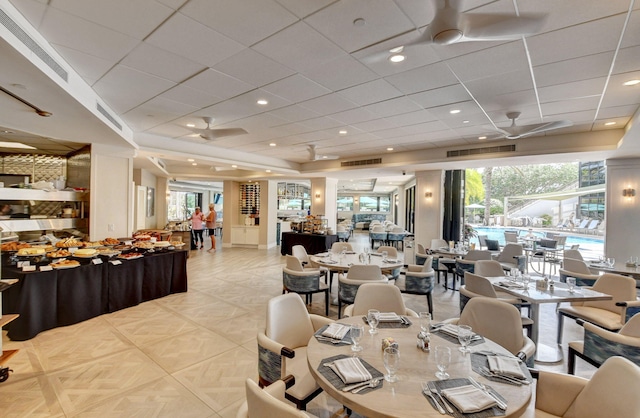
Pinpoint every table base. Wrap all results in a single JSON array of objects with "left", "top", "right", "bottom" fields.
[{"left": 534, "top": 343, "right": 563, "bottom": 364}]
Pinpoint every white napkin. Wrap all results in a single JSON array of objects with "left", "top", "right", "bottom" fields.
[
  {"left": 439, "top": 324, "right": 461, "bottom": 337},
  {"left": 442, "top": 385, "right": 498, "bottom": 413},
  {"left": 487, "top": 355, "right": 526, "bottom": 379},
  {"left": 327, "top": 357, "right": 372, "bottom": 384},
  {"left": 378, "top": 312, "right": 402, "bottom": 323},
  {"left": 498, "top": 281, "right": 525, "bottom": 289},
  {"left": 321, "top": 323, "right": 350, "bottom": 340}
]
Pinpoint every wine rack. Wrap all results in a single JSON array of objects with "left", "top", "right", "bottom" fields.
[{"left": 240, "top": 183, "right": 260, "bottom": 215}]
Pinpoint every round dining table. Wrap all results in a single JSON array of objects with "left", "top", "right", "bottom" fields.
[
  {"left": 309, "top": 252, "right": 404, "bottom": 272},
  {"left": 307, "top": 316, "right": 532, "bottom": 418}
]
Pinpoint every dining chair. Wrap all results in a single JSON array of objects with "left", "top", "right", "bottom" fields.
[
  {"left": 533, "top": 356, "right": 640, "bottom": 417},
  {"left": 336, "top": 225, "right": 350, "bottom": 242},
  {"left": 369, "top": 225, "right": 387, "bottom": 249},
  {"left": 386, "top": 227, "right": 406, "bottom": 250},
  {"left": 343, "top": 282, "right": 418, "bottom": 317},
  {"left": 257, "top": 293, "right": 333, "bottom": 410},
  {"left": 283, "top": 256, "right": 330, "bottom": 316},
  {"left": 376, "top": 245, "right": 401, "bottom": 282},
  {"left": 504, "top": 231, "right": 519, "bottom": 243},
  {"left": 559, "top": 258, "right": 600, "bottom": 286},
  {"left": 330, "top": 242, "right": 353, "bottom": 253},
  {"left": 291, "top": 245, "right": 328, "bottom": 281},
  {"left": 567, "top": 313, "right": 640, "bottom": 374},
  {"left": 557, "top": 273, "right": 638, "bottom": 344},
  {"left": 394, "top": 261, "right": 435, "bottom": 315},
  {"left": 337, "top": 265, "right": 387, "bottom": 318},
  {"left": 477, "top": 234, "right": 488, "bottom": 250},
  {"left": 236, "top": 375, "right": 317, "bottom": 418},
  {"left": 459, "top": 272, "right": 533, "bottom": 336},
  {"left": 430, "top": 238, "right": 448, "bottom": 250},
  {"left": 491, "top": 243, "right": 526, "bottom": 272},
  {"left": 447, "top": 297, "right": 536, "bottom": 365},
  {"left": 450, "top": 250, "right": 493, "bottom": 290},
  {"left": 563, "top": 248, "right": 584, "bottom": 262}
]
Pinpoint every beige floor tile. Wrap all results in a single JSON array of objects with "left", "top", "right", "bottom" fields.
[
  {"left": 0, "top": 375, "right": 64, "bottom": 418},
  {"left": 204, "top": 312, "right": 266, "bottom": 346},
  {"left": 111, "top": 310, "right": 200, "bottom": 347}
]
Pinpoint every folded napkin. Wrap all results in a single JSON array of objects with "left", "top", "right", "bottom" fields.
[
  {"left": 498, "top": 281, "right": 525, "bottom": 289},
  {"left": 327, "top": 357, "right": 372, "bottom": 384},
  {"left": 321, "top": 323, "right": 350, "bottom": 340},
  {"left": 487, "top": 355, "right": 526, "bottom": 379},
  {"left": 442, "top": 385, "right": 497, "bottom": 413},
  {"left": 324, "top": 260, "right": 338, "bottom": 264},
  {"left": 378, "top": 312, "right": 403, "bottom": 323},
  {"left": 383, "top": 259, "right": 398, "bottom": 263},
  {"left": 439, "top": 324, "right": 462, "bottom": 337}
]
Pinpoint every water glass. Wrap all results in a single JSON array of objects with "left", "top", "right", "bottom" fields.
[
  {"left": 607, "top": 257, "right": 615, "bottom": 268},
  {"left": 381, "top": 250, "right": 388, "bottom": 262},
  {"left": 457, "top": 325, "right": 473, "bottom": 354},
  {"left": 383, "top": 347, "right": 400, "bottom": 382},
  {"left": 567, "top": 277, "right": 576, "bottom": 293},
  {"left": 350, "top": 324, "right": 364, "bottom": 352},
  {"left": 419, "top": 312, "right": 432, "bottom": 333},
  {"left": 367, "top": 309, "right": 380, "bottom": 335},
  {"left": 435, "top": 346, "right": 451, "bottom": 380},
  {"left": 522, "top": 274, "right": 531, "bottom": 290}
]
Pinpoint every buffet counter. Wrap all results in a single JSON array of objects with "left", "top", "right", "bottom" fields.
[
  {"left": 280, "top": 232, "right": 338, "bottom": 256},
  {"left": 1, "top": 249, "right": 188, "bottom": 341}
]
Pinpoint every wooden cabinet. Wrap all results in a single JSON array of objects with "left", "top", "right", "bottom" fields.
[{"left": 231, "top": 226, "right": 259, "bottom": 246}]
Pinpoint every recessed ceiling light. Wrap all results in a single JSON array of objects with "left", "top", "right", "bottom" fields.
[
  {"left": 322, "top": 155, "right": 328, "bottom": 159},
  {"left": 186, "top": 123, "right": 195, "bottom": 128},
  {"left": 463, "top": 120, "right": 469, "bottom": 124},
  {"left": 187, "top": 158, "right": 194, "bottom": 162},
  {"left": 605, "top": 121, "right": 617, "bottom": 126},
  {"left": 192, "top": 162, "right": 197, "bottom": 166},
  {"left": 623, "top": 79, "right": 640, "bottom": 86},
  {"left": 269, "top": 143, "right": 276, "bottom": 147},
  {"left": 339, "top": 130, "right": 348, "bottom": 135},
  {"left": 232, "top": 165, "right": 237, "bottom": 168},
  {"left": 353, "top": 18, "right": 366, "bottom": 26},
  {"left": 450, "top": 109, "right": 461, "bottom": 114},
  {"left": 266, "top": 169, "right": 271, "bottom": 173},
  {"left": 478, "top": 136, "right": 487, "bottom": 140},
  {"left": 387, "top": 147, "right": 394, "bottom": 151},
  {"left": 257, "top": 99, "right": 268, "bottom": 105},
  {"left": 389, "top": 46, "right": 404, "bottom": 53},
  {"left": 1, "top": 130, "right": 15, "bottom": 134},
  {"left": 0, "top": 141, "right": 36, "bottom": 149},
  {"left": 389, "top": 54, "right": 405, "bottom": 63}
]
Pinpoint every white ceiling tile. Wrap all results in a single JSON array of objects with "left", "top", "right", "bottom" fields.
[
  {"left": 600, "top": 73, "right": 640, "bottom": 108},
  {"left": 252, "top": 22, "right": 345, "bottom": 73},
  {"left": 181, "top": 0, "right": 298, "bottom": 47},
  {"left": 8, "top": 0, "right": 47, "bottom": 30},
  {"left": 214, "top": 49, "right": 295, "bottom": 88},
  {"left": 541, "top": 97, "right": 602, "bottom": 117},
  {"left": 384, "top": 110, "right": 436, "bottom": 127},
  {"left": 93, "top": 65, "right": 176, "bottom": 113},
  {"left": 621, "top": 8, "right": 640, "bottom": 48},
  {"left": 613, "top": 46, "right": 640, "bottom": 74},
  {"left": 385, "top": 62, "right": 458, "bottom": 95},
  {"left": 408, "top": 85, "right": 473, "bottom": 109},
  {"left": 182, "top": 69, "right": 254, "bottom": 101},
  {"left": 50, "top": 43, "right": 114, "bottom": 85},
  {"left": 269, "top": 105, "right": 322, "bottom": 123},
  {"left": 234, "top": 113, "right": 290, "bottom": 130},
  {"left": 447, "top": 41, "right": 529, "bottom": 82},
  {"left": 301, "top": 54, "right": 379, "bottom": 90},
  {"left": 299, "top": 116, "right": 343, "bottom": 131},
  {"left": 121, "top": 42, "right": 205, "bottom": 83},
  {"left": 146, "top": 13, "right": 245, "bottom": 67},
  {"left": 534, "top": 52, "right": 615, "bottom": 88},
  {"left": 300, "top": 93, "right": 359, "bottom": 115},
  {"left": 262, "top": 74, "right": 331, "bottom": 103},
  {"left": 426, "top": 101, "right": 486, "bottom": 123},
  {"left": 329, "top": 107, "right": 378, "bottom": 125},
  {"left": 338, "top": 79, "right": 403, "bottom": 106},
  {"left": 363, "top": 97, "right": 423, "bottom": 118},
  {"left": 597, "top": 104, "right": 639, "bottom": 120},
  {"left": 159, "top": 84, "right": 222, "bottom": 109},
  {"left": 275, "top": 0, "right": 337, "bottom": 19},
  {"left": 538, "top": 78, "right": 606, "bottom": 103},
  {"left": 352, "top": 118, "right": 399, "bottom": 132}
]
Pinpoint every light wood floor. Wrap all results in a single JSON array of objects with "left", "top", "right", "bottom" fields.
[{"left": 0, "top": 232, "right": 596, "bottom": 417}]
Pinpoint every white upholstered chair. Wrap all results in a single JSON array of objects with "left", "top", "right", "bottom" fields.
[
  {"left": 257, "top": 294, "right": 333, "bottom": 410},
  {"left": 338, "top": 264, "right": 387, "bottom": 318},
  {"left": 331, "top": 242, "right": 353, "bottom": 253},
  {"left": 533, "top": 356, "right": 640, "bottom": 417},
  {"left": 283, "top": 256, "right": 330, "bottom": 316},
  {"left": 343, "top": 282, "right": 418, "bottom": 317},
  {"left": 376, "top": 245, "right": 401, "bottom": 281},
  {"left": 291, "top": 245, "right": 328, "bottom": 281},
  {"left": 491, "top": 243, "right": 526, "bottom": 272},
  {"left": 395, "top": 261, "right": 435, "bottom": 315},
  {"left": 236, "top": 376, "right": 317, "bottom": 418},
  {"left": 559, "top": 257, "right": 600, "bottom": 286},
  {"left": 563, "top": 248, "right": 584, "bottom": 262}
]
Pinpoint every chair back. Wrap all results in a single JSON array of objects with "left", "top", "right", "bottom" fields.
[
  {"left": 565, "top": 357, "right": 640, "bottom": 418},
  {"left": 265, "top": 294, "right": 314, "bottom": 349},
  {"left": 346, "top": 264, "right": 384, "bottom": 281},
  {"left": 485, "top": 239, "right": 501, "bottom": 251},
  {"left": 291, "top": 245, "right": 310, "bottom": 263},
  {"left": 620, "top": 313, "right": 640, "bottom": 338},
  {"left": 555, "top": 235, "right": 567, "bottom": 248},
  {"left": 504, "top": 231, "right": 518, "bottom": 243},
  {"left": 464, "top": 272, "right": 498, "bottom": 298},
  {"left": 350, "top": 283, "right": 406, "bottom": 316},
  {"left": 562, "top": 258, "right": 592, "bottom": 275},
  {"left": 371, "top": 225, "right": 386, "bottom": 233},
  {"left": 464, "top": 250, "right": 492, "bottom": 261},
  {"left": 285, "top": 255, "right": 304, "bottom": 271},
  {"left": 459, "top": 297, "right": 526, "bottom": 355},
  {"left": 474, "top": 260, "right": 505, "bottom": 277},
  {"left": 582, "top": 273, "right": 637, "bottom": 314},
  {"left": 331, "top": 242, "right": 353, "bottom": 253},
  {"left": 377, "top": 245, "right": 398, "bottom": 258},
  {"left": 477, "top": 235, "right": 488, "bottom": 249},
  {"left": 407, "top": 261, "right": 433, "bottom": 273},
  {"left": 495, "top": 243, "right": 523, "bottom": 262},
  {"left": 243, "top": 378, "right": 308, "bottom": 418},
  {"left": 416, "top": 243, "right": 427, "bottom": 254},
  {"left": 563, "top": 249, "right": 584, "bottom": 261},
  {"left": 538, "top": 239, "right": 557, "bottom": 249},
  {"left": 431, "top": 239, "right": 448, "bottom": 249}
]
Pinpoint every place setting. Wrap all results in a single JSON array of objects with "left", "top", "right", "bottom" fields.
[
  {"left": 314, "top": 323, "right": 354, "bottom": 346},
  {"left": 470, "top": 351, "right": 533, "bottom": 386},
  {"left": 361, "top": 309, "right": 412, "bottom": 330},
  {"left": 318, "top": 354, "right": 384, "bottom": 395},
  {"left": 431, "top": 323, "right": 485, "bottom": 346}
]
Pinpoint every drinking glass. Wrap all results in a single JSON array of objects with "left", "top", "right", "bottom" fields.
[
  {"left": 381, "top": 250, "right": 388, "bottom": 262},
  {"left": 383, "top": 347, "right": 400, "bottom": 382},
  {"left": 419, "top": 312, "right": 432, "bottom": 333},
  {"left": 522, "top": 274, "right": 531, "bottom": 290},
  {"left": 567, "top": 277, "right": 576, "bottom": 293},
  {"left": 457, "top": 325, "right": 473, "bottom": 353},
  {"left": 367, "top": 309, "right": 380, "bottom": 335},
  {"left": 350, "top": 324, "right": 364, "bottom": 352},
  {"left": 607, "top": 257, "right": 615, "bottom": 268},
  {"left": 435, "top": 346, "right": 451, "bottom": 380}
]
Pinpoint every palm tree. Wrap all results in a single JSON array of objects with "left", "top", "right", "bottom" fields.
[{"left": 482, "top": 167, "right": 493, "bottom": 225}]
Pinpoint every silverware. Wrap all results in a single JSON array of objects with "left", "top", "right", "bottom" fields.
[
  {"left": 468, "top": 377, "right": 507, "bottom": 410},
  {"left": 421, "top": 383, "right": 446, "bottom": 414},
  {"left": 427, "top": 381, "right": 454, "bottom": 414},
  {"left": 479, "top": 366, "right": 529, "bottom": 385},
  {"left": 351, "top": 378, "right": 380, "bottom": 393},
  {"left": 315, "top": 336, "right": 351, "bottom": 344}
]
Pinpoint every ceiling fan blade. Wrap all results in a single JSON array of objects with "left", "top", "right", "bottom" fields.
[
  {"left": 199, "top": 128, "right": 248, "bottom": 140},
  {"left": 462, "top": 13, "right": 547, "bottom": 40},
  {"left": 519, "top": 120, "right": 573, "bottom": 137}
]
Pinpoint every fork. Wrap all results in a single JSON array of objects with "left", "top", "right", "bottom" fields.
[
  {"left": 427, "top": 381, "right": 453, "bottom": 414},
  {"left": 351, "top": 378, "right": 380, "bottom": 393},
  {"left": 479, "top": 366, "right": 529, "bottom": 385},
  {"left": 468, "top": 377, "right": 507, "bottom": 410}
]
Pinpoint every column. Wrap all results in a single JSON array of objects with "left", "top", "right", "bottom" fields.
[
  {"left": 310, "top": 178, "right": 338, "bottom": 231},
  {"left": 414, "top": 170, "right": 445, "bottom": 249},
  {"left": 604, "top": 158, "right": 640, "bottom": 261}
]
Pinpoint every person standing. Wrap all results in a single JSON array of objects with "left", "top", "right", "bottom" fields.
[
  {"left": 206, "top": 203, "right": 217, "bottom": 252},
  {"left": 189, "top": 207, "right": 205, "bottom": 249}
]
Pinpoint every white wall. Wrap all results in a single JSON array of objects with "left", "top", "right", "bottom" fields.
[
  {"left": 414, "top": 170, "right": 444, "bottom": 249},
  {"left": 604, "top": 158, "right": 640, "bottom": 261},
  {"left": 133, "top": 168, "right": 158, "bottom": 229}
]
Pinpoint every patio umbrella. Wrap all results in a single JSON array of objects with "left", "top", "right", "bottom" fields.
[{"left": 465, "top": 203, "right": 485, "bottom": 221}]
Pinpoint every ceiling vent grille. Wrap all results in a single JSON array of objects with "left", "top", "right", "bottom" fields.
[
  {"left": 96, "top": 102, "right": 122, "bottom": 131},
  {"left": 341, "top": 158, "right": 382, "bottom": 167},
  {"left": 447, "top": 144, "right": 516, "bottom": 158},
  {"left": 0, "top": 9, "right": 68, "bottom": 82}
]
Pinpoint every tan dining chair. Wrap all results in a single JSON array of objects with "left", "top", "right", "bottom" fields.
[
  {"left": 559, "top": 257, "right": 600, "bottom": 287},
  {"left": 291, "top": 245, "right": 328, "bottom": 281},
  {"left": 337, "top": 264, "right": 387, "bottom": 318},
  {"left": 563, "top": 248, "right": 584, "bottom": 262},
  {"left": 376, "top": 245, "right": 400, "bottom": 281},
  {"left": 257, "top": 294, "right": 333, "bottom": 410},
  {"left": 283, "top": 256, "right": 330, "bottom": 316},
  {"left": 492, "top": 243, "right": 526, "bottom": 272},
  {"left": 343, "top": 282, "right": 418, "bottom": 317},
  {"left": 557, "top": 273, "right": 638, "bottom": 344},
  {"left": 236, "top": 375, "right": 317, "bottom": 418},
  {"left": 533, "top": 356, "right": 640, "bottom": 417},
  {"left": 331, "top": 242, "right": 353, "bottom": 253},
  {"left": 394, "top": 261, "right": 435, "bottom": 315}
]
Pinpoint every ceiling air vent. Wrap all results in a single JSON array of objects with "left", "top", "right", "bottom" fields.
[
  {"left": 96, "top": 102, "right": 122, "bottom": 131},
  {"left": 341, "top": 158, "right": 382, "bottom": 167},
  {"left": 0, "top": 9, "right": 68, "bottom": 82},
  {"left": 447, "top": 144, "right": 516, "bottom": 158}
]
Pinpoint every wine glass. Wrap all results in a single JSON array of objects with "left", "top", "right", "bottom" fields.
[
  {"left": 522, "top": 273, "right": 531, "bottom": 291},
  {"left": 419, "top": 312, "right": 432, "bottom": 334},
  {"left": 457, "top": 325, "right": 473, "bottom": 354},
  {"left": 383, "top": 347, "right": 400, "bottom": 382},
  {"left": 367, "top": 309, "right": 380, "bottom": 335},
  {"left": 381, "top": 250, "right": 388, "bottom": 262},
  {"left": 567, "top": 277, "right": 576, "bottom": 293},
  {"left": 350, "top": 324, "right": 364, "bottom": 352},
  {"left": 607, "top": 257, "right": 615, "bottom": 268},
  {"left": 435, "top": 346, "right": 451, "bottom": 380}
]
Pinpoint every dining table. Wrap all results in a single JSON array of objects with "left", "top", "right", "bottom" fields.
[
  {"left": 587, "top": 260, "right": 640, "bottom": 281},
  {"left": 307, "top": 315, "right": 533, "bottom": 418},
  {"left": 486, "top": 276, "right": 613, "bottom": 363},
  {"left": 309, "top": 251, "right": 404, "bottom": 273}
]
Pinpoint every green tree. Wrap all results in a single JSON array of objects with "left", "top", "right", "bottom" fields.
[
  {"left": 489, "top": 163, "right": 579, "bottom": 201},
  {"left": 482, "top": 167, "right": 493, "bottom": 224},
  {"left": 465, "top": 169, "right": 484, "bottom": 205}
]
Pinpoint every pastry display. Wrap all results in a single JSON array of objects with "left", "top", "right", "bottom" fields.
[
  {"left": 170, "top": 241, "right": 185, "bottom": 247},
  {"left": 133, "top": 233, "right": 151, "bottom": 241},
  {"left": 153, "top": 241, "right": 171, "bottom": 247},
  {"left": 56, "top": 238, "right": 81, "bottom": 248},
  {"left": 51, "top": 259, "right": 80, "bottom": 269},
  {"left": 1, "top": 241, "right": 31, "bottom": 252},
  {"left": 96, "top": 247, "right": 120, "bottom": 257},
  {"left": 47, "top": 249, "right": 72, "bottom": 258},
  {"left": 82, "top": 241, "right": 102, "bottom": 248},
  {"left": 17, "top": 247, "right": 46, "bottom": 256},
  {"left": 100, "top": 237, "right": 120, "bottom": 245},
  {"left": 118, "top": 252, "right": 144, "bottom": 260},
  {"left": 133, "top": 241, "right": 154, "bottom": 249},
  {"left": 73, "top": 248, "right": 97, "bottom": 257}
]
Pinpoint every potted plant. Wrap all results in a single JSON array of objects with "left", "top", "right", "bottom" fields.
[{"left": 463, "top": 224, "right": 477, "bottom": 246}]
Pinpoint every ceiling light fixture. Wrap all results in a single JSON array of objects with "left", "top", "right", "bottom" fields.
[
  {"left": 187, "top": 158, "right": 194, "bottom": 162},
  {"left": 623, "top": 79, "right": 640, "bottom": 86},
  {"left": 191, "top": 162, "right": 197, "bottom": 166},
  {"left": 605, "top": 121, "right": 616, "bottom": 126},
  {"left": 389, "top": 54, "right": 405, "bottom": 63},
  {"left": 232, "top": 165, "right": 237, "bottom": 168},
  {"left": 269, "top": 143, "right": 276, "bottom": 147},
  {"left": 186, "top": 123, "right": 195, "bottom": 128},
  {"left": 0, "top": 85, "right": 52, "bottom": 117},
  {"left": 478, "top": 136, "right": 487, "bottom": 140},
  {"left": 450, "top": 109, "right": 461, "bottom": 114},
  {"left": 257, "top": 99, "right": 268, "bottom": 105},
  {"left": 387, "top": 147, "right": 394, "bottom": 151},
  {"left": 390, "top": 46, "right": 404, "bottom": 54},
  {"left": 463, "top": 120, "right": 469, "bottom": 124},
  {"left": 0, "top": 141, "right": 36, "bottom": 150},
  {"left": 339, "top": 130, "right": 347, "bottom": 135},
  {"left": 353, "top": 18, "right": 366, "bottom": 27},
  {"left": 266, "top": 169, "right": 271, "bottom": 173}
]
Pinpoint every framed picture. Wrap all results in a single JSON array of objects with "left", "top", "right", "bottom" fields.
[{"left": 147, "top": 187, "right": 155, "bottom": 217}]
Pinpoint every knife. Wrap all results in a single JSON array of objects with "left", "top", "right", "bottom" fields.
[{"left": 468, "top": 377, "right": 507, "bottom": 410}]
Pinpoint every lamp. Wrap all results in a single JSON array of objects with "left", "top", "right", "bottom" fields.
[
  {"left": 315, "top": 192, "right": 321, "bottom": 199},
  {"left": 424, "top": 191, "right": 433, "bottom": 198},
  {"left": 623, "top": 187, "right": 636, "bottom": 197}
]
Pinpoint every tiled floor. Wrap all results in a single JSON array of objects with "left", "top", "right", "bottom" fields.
[{"left": 0, "top": 232, "right": 596, "bottom": 417}]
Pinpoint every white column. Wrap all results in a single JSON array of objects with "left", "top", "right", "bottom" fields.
[
  {"left": 604, "top": 158, "right": 640, "bottom": 261},
  {"left": 310, "top": 178, "right": 338, "bottom": 231},
  {"left": 414, "top": 170, "right": 445, "bottom": 249}
]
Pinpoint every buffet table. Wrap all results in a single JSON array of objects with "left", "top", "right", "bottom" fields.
[
  {"left": 280, "top": 232, "right": 338, "bottom": 256},
  {"left": 1, "top": 249, "right": 188, "bottom": 341}
]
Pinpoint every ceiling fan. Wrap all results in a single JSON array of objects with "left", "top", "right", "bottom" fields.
[
  {"left": 190, "top": 117, "right": 247, "bottom": 140},
  {"left": 492, "top": 112, "right": 573, "bottom": 140},
  {"left": 307, "top": 145, "right": 339, "bottom": 161}
]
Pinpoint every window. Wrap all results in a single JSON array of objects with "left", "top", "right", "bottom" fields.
[
  {"left": 578, "top": 161, "right": 605, "bottom": 220},
  {"left": 359, "top": 196, "right": 390, "bottom": 212},
  {"left": 337, "top": 196, "right": 354, "bottom": 211},
  {"left": 168, "top": 191, "right": 201, "bottom": 221}
]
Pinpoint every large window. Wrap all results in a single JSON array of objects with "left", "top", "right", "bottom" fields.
[
  {"left": 578, "top": 161, "right": 605, "bottom": 220},
  {"left": 277, "top": 199, "right": 310, "bottom": 211},
  {"left": 337, "top": 196, "right": 354, "bottom": 211},
  {"left": 168, "top": 191, "right": 201, "bottom": 221},
  {"left": 359, "top": 195, "right": 390, "bottom": 212}
]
